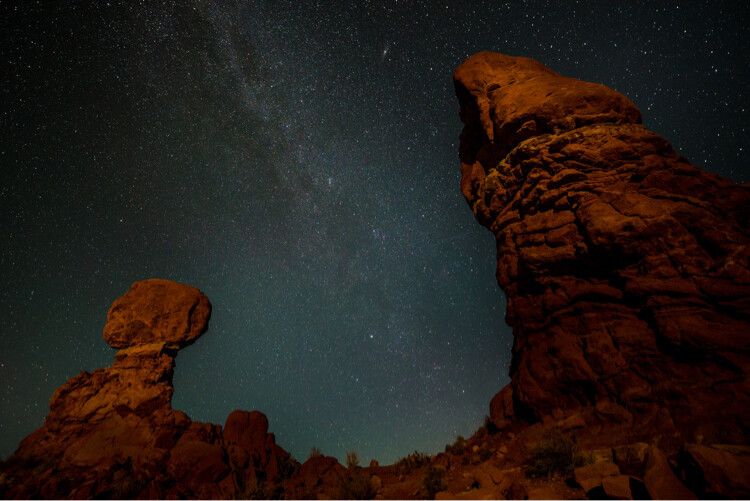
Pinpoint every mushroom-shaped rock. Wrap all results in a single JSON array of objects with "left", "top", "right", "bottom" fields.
[
  {"left": 103, "top": 278, "right": 211, "bottom": 349},
  {"left": 4, "top": 279, "right": 297, "bottom": 499}
]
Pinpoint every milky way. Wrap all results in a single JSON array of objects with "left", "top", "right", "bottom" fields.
[{"left": 2, "top": 1, "right": 748, "bottom": 464}]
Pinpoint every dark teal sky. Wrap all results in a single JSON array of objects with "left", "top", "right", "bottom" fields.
[{"left": 2, "top": 1, "right": 748, "bottom": 464}]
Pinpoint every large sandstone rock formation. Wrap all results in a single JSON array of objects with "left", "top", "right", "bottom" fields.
[
  {"left": 1, "top": 279, "right": 295, "bottom": 499},
  {"left": 454, "top": 52, "right": 750, "bottom": 445}
]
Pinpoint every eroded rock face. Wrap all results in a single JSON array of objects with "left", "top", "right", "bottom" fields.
[
  {"left": 1, "top": 279, "right": 295, "bottom": 499},
  {"left": 454, "top": 52, "right": 750, "bottom": 443}
]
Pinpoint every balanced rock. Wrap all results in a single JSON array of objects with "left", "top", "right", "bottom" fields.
[
  {"left": 1, "top": 279, "right": 294, "bottom": 499},
  {"left": 454, "top": 52, "right": 750, "bottom": 445},
  {"left": 103, "top": 278, "right": 211, "bottom": 349}
]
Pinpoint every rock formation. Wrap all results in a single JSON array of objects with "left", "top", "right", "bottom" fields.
[
  {"left": 3, "top": 53, "right": 750, "bottom": 500},
  {"left": 454, "top": 51, "right": 750, "bottom": 445},
  {"left": 0, "top": 279, "right": 295, "bottom": 499}
]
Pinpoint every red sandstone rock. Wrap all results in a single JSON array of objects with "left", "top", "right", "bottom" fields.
[
  {"left": 455, "top": 52, "right": 750, "bottom": 447},
  {"left": 489, "top": 384, "right": 514, "bottom": 430},
  {"left": 282, "top": 455, "right": 347, "bottom": 499},
  {"left": 103, "top": 278, "right": 211, "bottom": 349},
  {"left": 678, "top": 444, "right": 750, "bottom": 499},
  {"left": 572, "top": 461, "right": 620, "bottom": 493},
  {"left": 643, "top": 445, "right": 696, "bottom": 500},
  {"left": 1, "top": 279, "right": 293, "bottom": 499}
]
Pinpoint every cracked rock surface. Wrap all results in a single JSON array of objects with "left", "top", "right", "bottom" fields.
[{"left": 454, "top": 52, "right": 750, "bottom": 443}]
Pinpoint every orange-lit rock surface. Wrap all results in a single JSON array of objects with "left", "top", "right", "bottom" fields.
[
  {"left": 1, "top": 279, "right": 295, "bottom": 499},
  {"left": 454, "top": 51, "right": 750, "bottom": 444}
]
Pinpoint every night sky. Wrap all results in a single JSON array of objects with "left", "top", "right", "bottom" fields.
[{"left": 2, "top": 1, "right": 748, "bottom": 464}]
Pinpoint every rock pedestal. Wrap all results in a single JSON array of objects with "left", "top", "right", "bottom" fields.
[{"left": 2, "top": 279, "right": 293, "bottom": 499}]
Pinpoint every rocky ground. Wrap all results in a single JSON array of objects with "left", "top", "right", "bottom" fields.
[{"left": 280, "top": 416, "right": 750, "bottom": 499}]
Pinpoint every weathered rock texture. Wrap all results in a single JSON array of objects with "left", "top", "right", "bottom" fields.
[
  {"left": 0, "top": 279, "right": 295, "bottom": 499},
  {"left": 454, "top": 52, "right": 750, "bottom": 444}
]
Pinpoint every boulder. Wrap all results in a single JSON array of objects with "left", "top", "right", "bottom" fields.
[
  {"left": 601, "top": 475, "right": 633, "bottom": 500},
  {"left": 643, "top": 445, "right": 696, "bottom": 500},
  {"left": 489, "top": 385, "right": 514, "bottom": 430},
  {"left": 572, "top": 461, "right": 620, "bottom": 493},
  {"left": 679, "top": 444, "right": 750, "bottom": 499}
]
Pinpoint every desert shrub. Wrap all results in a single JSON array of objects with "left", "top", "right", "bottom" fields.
[
  {"left": 445, "top": 435, "right": 466, "bottom": 456},
  {"left": 475, "top": 424, "right": 488, "bottom": 439},
  {"left": 308, "top": 446, "right": 322, "bottom": 460},
  {"left": 483, "top": 414, "right": 500, "bottom": 435},
  {"left": 0, "top": 471, "right": 11, "bottom": 496},
  {"left": 477, "top": 442, "right": 493, "bottom": 462},
  {"left": 346, "top": 450, "right": 360, "bottom": 469},
  {"left": 242, "top": 480, "right": 282, "bottom": 500},
  {"left": 278, "top": 452, "right": 299, "bottom": 479},
  {"left": 0, "top": 454, "right": 48, "bottom": 471},
  {"left": 394, "top": 451, "right": 430, "bottom": 475},
  {"left": 422, "top": 465, "right": 447, "bottom": 499},
  {"left": 110, "top": 475, "right": 146, "bottom": 500},
  {"left": 525, "top": 430, "right": 591, "bottom": 478},
  {"left": 338, "top": 471, "right": 376, "bottom": 500}
]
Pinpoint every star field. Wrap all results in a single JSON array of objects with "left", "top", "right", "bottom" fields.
[{"left": 2, "top": 1, "right": 748, "bottom": 464}]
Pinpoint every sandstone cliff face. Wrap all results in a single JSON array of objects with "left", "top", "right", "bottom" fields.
[
  {"left": 1, "top": 279, "right": 294, "bottom": 499},
  {"left": 454, "top": 52, "right": 750, "bottom": 444}
]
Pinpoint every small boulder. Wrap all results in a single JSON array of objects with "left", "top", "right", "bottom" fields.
[
  {"left": 643, "top": 445, "right": 696, "bottom": 500},
  {"left": 223, "top": 410, "right": 269, "bottom": 452},
  {"left": 613, "top": 443, "right": 648, "bottom": 465},
  {"left": 679, "top": 444, "right": 750, "bottom": 499},
  {"left": 572, "top": 461, "right": 620, "bottom": 493},
  {"left": 489, "top": 385, "right": 514, "bottom": 430},
  {"left": 601, "top": 475, "right": 633, "bottom": 500},
  {"left": 370, "top": 474, "right": 382, "bottom": 491}
]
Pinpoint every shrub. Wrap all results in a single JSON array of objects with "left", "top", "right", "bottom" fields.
[
  {"left": 475, "top": 424, "right": 488, "bottom": 439},
  {"left": 338, "top": 471, "right": 376, "bottom": 500},
  {"left": 445, "top": 435, "right": 466, "bottom": 456},
  {"left": 394, "top": 451, "right": 430, "bottom": 475},
  {"left": 241, "top": 480, "right": 282, "bottom": 500},
  {"left": 483, "top": 414, "right": 500, "bottom": 435},
  {"left": 308, "top": 446, "right": 322, "bottom": 460},
  {"left": 525, "top": 430, "right": 591, "bottom": 478},
  {"left": 422, "top": 465, "right": 447, "bottom": 499},
  {"left": 477, "top": 443, "right": 493, "bottom": 462},
  {"left": 278, "top": 453, "right": 298, "bottom": 479},
  {"left": 110, "top": 476, "right": 145, "bottom": 500},
  {"left": 346, "top": 450, "right": 360, "bottom": 469}
]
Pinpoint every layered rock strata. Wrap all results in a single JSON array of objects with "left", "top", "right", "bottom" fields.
[
  {"left": 454, "top": 52, "right": 750, "bottom": 444},
  {"left": 1, "top": 279, "right": 293, "bottom": 499}
]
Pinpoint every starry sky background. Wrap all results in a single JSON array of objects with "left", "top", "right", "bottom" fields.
[{"left": 2, "top": 1, "right": 748, "bottom": 464}]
